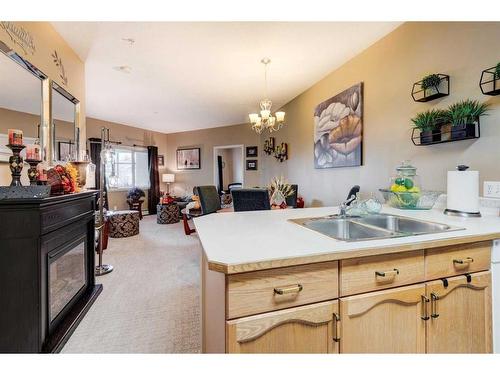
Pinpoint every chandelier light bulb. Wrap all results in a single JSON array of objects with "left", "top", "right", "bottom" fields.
[
  {"left": 275, "top": 111, "right": 285, "bottom": 123},
  {"left": 260, "top": 109, "right": 270, "bottom": 120},
  {"left": 249, "top": 113, "right": 259, "bottom": 123}
]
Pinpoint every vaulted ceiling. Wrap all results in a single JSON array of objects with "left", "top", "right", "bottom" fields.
[{"left": 52, "top": 22, "right": 401, "bottom": 134}]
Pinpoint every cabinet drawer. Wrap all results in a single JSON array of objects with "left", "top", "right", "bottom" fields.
[
  {"left": 425, "top": 241, "right": 491, "bottom": 280},
  {"left": 340, "top": 250, "right": 424, "bottom": 296},
  {"left": 227, "top": 261, "right": 338, "bottom": 319}
]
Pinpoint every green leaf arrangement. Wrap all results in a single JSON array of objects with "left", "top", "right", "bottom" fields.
[
  {"left": 421, "top": 74, "right": 442, "bottom": 90},
  {"left": 447, "top": 99, "right": 490, "bottom": 127},
  {"left": 268, "top": 176, "right": 294, "bottom": 198},
  {"left": 411, "top": 109, "right": 448, "bottom": 131}
]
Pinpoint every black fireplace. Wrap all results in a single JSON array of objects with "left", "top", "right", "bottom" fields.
[
  {"left": 48, "top": 237, "right": 87, "bottom": 329},
  {"left": 0, "top": 191, "right": 102, "bottom": 353}
]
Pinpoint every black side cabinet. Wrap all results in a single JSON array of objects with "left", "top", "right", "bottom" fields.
[{"left": 0, "top": 191, "right": 102, "bottom": 353}]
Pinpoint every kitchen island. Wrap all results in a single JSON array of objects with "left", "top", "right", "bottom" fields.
[{"left": 194, "top": 205, "right": 500, "bottom": 353}]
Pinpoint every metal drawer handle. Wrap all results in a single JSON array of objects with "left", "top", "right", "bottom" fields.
[
  {"left": 453, "top": 257, "right": 474, "bottom": 265},
  {"left": 421, "top": 295, "right": 430, "bottom": 321},
  {"left": 333, "top": 313, "right": 341, "bottom": 342},
  {"left": 273, "top": 284, "right": 303, "bottom": 295},
  {"left": 430, "top": 292, "right": 440, "bottom": 319},
  {"left": 375, "top": 268, "right": 399, "bottom": 278}
]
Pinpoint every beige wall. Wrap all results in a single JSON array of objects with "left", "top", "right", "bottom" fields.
[
  {"left": 86, "top": 117, "right": 169, "bottom": 210},
  {"left": 260, "top": 22, "right": 500, "bottom": 207},
  {"left": 0, "top": 22, "right": 85, "bottom": 185},
  {"left": 165, "top": 123, "right": 260, "bottom": 196}
]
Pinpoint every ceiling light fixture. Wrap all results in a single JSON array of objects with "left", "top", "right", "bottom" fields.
[
  {"left": 248, "top": 58, "right": 285, "bottom": 134},
  {"left": 112, "top": 65, "right": 132, "bottom": 74},
  {"left": 121, "top": 37, "right": 135, "bottom": 45}
]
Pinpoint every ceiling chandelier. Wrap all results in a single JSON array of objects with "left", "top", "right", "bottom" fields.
[{"left": 249, "top": 58, "right": 285, "bottom": 134}]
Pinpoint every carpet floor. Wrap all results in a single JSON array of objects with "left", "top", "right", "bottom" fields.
[{"left": 62, "top": 215, "right": 202, "bottom": 353}]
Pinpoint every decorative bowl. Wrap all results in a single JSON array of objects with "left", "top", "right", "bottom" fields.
[{"left": 379, "top": 189, "right": 443, "bottom": 210}]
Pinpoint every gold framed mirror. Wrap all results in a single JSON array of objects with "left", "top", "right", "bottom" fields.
[
  {"left": 0, "top": 40, "right": 48, "bottom": 163},
  {"left": 51, "top": 82, "right": 80, "bottom": 163}
]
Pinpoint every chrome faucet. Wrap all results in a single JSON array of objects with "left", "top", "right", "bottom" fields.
[{"left": 339, "top": 195, "right": 357, "bottom": 217}]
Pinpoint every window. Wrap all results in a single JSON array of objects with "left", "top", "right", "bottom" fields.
[{"left": 105, "top": 147, "right": 150, "bottom": 190}]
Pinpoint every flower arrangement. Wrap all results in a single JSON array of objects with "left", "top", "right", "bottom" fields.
[
  {"left": 127, "top": 187, "right": 146, "bottom": 201},
  {"left": 268, "top": 176, "right": 294, "bottom": 209},
  {"left": 47, "top": 164, "right": 78, "bottom": 195}
]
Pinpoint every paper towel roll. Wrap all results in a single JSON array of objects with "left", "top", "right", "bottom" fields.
[{"left": 447, "top": 170, "right": 480, "bottom": 213}]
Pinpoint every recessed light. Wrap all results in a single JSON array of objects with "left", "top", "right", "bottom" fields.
[
  {"left": 113, "top": 65, "right": 131, "bottom": 74},
  {"left": 121, "top": 37, "right": 135, "bottom": 45}
]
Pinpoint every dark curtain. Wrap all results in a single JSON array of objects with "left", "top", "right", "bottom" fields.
[
  {"left": 148, "top": 146, "right": 160, "bottom": 214},
  {"left": 89, "top": 138, "right": 108, "bottom": 209}
]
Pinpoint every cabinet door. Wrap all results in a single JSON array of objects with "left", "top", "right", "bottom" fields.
[
  {"left": 340, "top": 284, "right": 426, "bottom": 353},
  {"left": 426, "top": 271, "right": 492, "bottom": 353},
  {"left": 226, "top": 301, "right": 339, "bottom": 353}
]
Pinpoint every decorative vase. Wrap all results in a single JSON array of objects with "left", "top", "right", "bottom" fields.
[
  {"left": 25, "top": 159, "right": 41, "bottom": 186},
  {"left": 72, "top": 161, "right": 90, "bottom": 189},
  {"left": 7, "top": 144, "right": 26, "bottom": 187}
]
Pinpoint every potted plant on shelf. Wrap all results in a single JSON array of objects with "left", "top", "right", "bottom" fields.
[
  {"left": 411, "top": 109, "right": 447, "bottom": 144},
  {"left": 421, "top": 73, "right": 442, "bottom": 97},
  {"left": 446, "top": 99, "right": 489, "bottom": 140}
]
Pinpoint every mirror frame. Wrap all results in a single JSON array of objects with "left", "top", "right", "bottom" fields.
[
  {"left": 0, "top": 40, "right": 49, "bottom": 162},
  {"left": 50, "top": 81, "right": 80, "bottom": 163}
]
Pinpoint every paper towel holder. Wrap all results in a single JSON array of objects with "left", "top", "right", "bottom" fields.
[{"left": 444, "top": 165, "right": 482, "bottom": 217}]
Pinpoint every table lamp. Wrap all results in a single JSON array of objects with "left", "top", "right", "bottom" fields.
[{"left": 162, "top": 173, "right": 175, "bottom": 195}]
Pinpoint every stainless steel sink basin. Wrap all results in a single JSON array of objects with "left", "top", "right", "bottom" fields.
[
  {"left": 303, "top": 218, "right": 400, "bottom": 241},
  {"left": 290, "top": 213, "right": 463, "bottom": 242},
  {"left": 353, "top": 214, "right": 451, "bottom": 235}
]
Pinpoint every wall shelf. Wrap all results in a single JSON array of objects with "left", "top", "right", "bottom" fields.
[
  {"left": 411, "top": 74, "right": 450, "bottom": 102},
  {"left": 411, "top": 120, "right": 480, "bottom": 146},
  {"left": 480, "top": 66, "right": 500, "bottom": 96}
]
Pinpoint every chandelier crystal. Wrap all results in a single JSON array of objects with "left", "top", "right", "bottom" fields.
[{"left": 249, "top": 58, "right": 285, "bottom": 134}]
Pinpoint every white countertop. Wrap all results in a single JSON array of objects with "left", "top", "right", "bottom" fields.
[{"left": 194, "top": 205, "right": 500, "bottom": 274}]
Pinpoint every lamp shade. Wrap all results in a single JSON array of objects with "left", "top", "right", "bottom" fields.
[{"left": 162, "top": 173, "right": 175, "bottom": 183}]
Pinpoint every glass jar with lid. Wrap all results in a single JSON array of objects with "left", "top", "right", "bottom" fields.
[{"left": 390, "top": 160, "right": 421, "bottom": 193}]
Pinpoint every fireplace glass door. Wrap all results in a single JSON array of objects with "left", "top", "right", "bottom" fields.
[{"left": 49, "top": 240, "right": 86, "bottom": 322}]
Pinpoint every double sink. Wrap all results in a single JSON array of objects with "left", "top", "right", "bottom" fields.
[{"left": 290, "top": 213, "right": 463, "bottom": 242}]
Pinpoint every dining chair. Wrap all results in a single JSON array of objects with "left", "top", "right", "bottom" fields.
[
  {"left": 232, "top": 188, "right": 271, "bottom": 212},
  {"left": 193, "top": 185, "right": 221, "bottom": 214},
  {"left": 285, "top": 184, "right": 298, "bottom": 208}
]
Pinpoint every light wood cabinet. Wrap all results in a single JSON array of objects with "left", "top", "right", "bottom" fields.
[
  {"left": 226, "top": 301, "right": 339, "bottom": 353},
  {"left": 203, "top": 241, "right": 494, "bottom": 354},
  {"left": 339, "top": 284, "right": 426, "bottom": 353},
  {"left": 426, "top": 271, "right": 492, "bottom": 353}
]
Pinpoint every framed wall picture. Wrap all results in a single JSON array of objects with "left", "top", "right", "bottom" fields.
[
  {"left": 246, "top": 159, "right": 258, "bottom": 171},
  {"left": 246, "top": 146, "right": 258, "bottom": 157},
  {"left": 313, "top": 82, "right": 363, "bottom": 169},
  {"left": 176, "top": 147, "right": 201, "bottom": 170},
  {"left": 57, "top": 141, "right": 73, "bottom": 161},
  {"left": 158, "top": 155, "right": 165, "bottom": 166}
]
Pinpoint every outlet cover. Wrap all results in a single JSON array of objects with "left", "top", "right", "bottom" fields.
[{"left": 484, "top": 181, "right": 500, "bottom": 198}]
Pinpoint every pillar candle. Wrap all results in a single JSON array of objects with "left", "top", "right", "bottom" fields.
[
  {"left": 8, "top": 129, "right": 23, "bottom": 145},
  {"left": 26, "top": 144, "right": 41, "bottom": 161}
]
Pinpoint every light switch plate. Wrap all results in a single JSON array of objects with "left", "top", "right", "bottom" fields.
[{"left": 484, "top": 181, "right": 500, "bottom": 198}]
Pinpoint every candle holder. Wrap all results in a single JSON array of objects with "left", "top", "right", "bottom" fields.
[
  {"left": 25, "top": 159, "right": 41, "bottom": 186},
  {"left": 6, "top": 144, "right": 26, "bottom": 187}
]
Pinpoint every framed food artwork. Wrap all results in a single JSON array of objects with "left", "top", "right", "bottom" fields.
[
  {"left": 313, "top": 82, "right": 363, "bottom": 169},
  {"left": 176, "top": 147, "right": 201, "bottom": 170}
]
